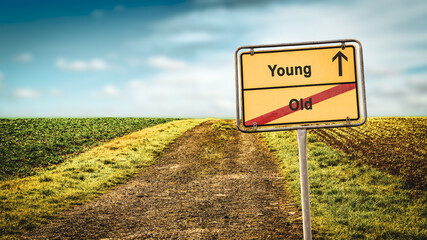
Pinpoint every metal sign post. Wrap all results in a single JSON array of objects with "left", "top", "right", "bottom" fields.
[{"left": 297, "top": 128, "right": 312, "bottom": 240}]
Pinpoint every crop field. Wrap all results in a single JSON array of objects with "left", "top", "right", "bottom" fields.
[
  {"left": 263, "top": 117, "right": 426, "bottom": 239},
  {"left": 0, "top": 118, "right": 177, "bottom": 180},
  {"left": 313, "top": 117, "right": 426, "bottom": 190}
]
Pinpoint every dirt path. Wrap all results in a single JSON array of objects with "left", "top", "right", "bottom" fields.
[{"left": 24, "top": 120, "right": 302, "bottom": 239}]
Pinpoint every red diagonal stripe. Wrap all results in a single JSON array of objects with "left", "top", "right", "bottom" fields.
[{"left": 245, "top": 83, "right": 356, "bottom": 126}]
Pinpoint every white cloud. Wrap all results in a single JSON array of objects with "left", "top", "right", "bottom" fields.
[
  {"left": 49, "top": 89, "right": 63, "bottom": 97},
  {"left": 147, "top": 56, "right": 190, "bottom": 71},
  {"left": 90, "top": 84, "right": 121, "bottom": 98},
  {"left": 13, "top": 88, "right": 41, "bottom": 98},
  {"left": 102, "top": 84, "right": 120, "bottom": 97},
  {"left": 12, "top": 88, "right": 64, "bottom": 99},
  {"left": 13, "top": 53, "right": 33, "bottom": 62},
  {"left": 365, "top": 67, "right": 403, "bottom": 78},
  {"left": 366, "top": 70, "right": 427, "bottom": 116},
  {"left": 56, "top": 58, "right": 114, "bottom": 71},
  {"left": 154, "top": 7, "right": 231, "bottom": 32},
  {"left": 123, "top": 52, "right": 235, "bottom": 117},
  {"left": 170, "top": 31, "right": 217, "bottom": 44},
  {"left": 126, "top": 56, "right": 191, "bottom": 70},
  {"left": 126, "top": 57, "right": 145, "bottom": 67},
  {"left": 127, "top": 8, "right": 230, "bottom": 53}
]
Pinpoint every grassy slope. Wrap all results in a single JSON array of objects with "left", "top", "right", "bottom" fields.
[
  {"left": 0, "top": 119, "right": 207, "bottom": 239},
  {"left": 262, "top": 117, "right": 426, "bottom": 239},
  {"left": 0, "top": 118, "right": 177, "bottom": 180}
]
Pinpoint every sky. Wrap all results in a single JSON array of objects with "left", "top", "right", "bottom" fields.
[{"left": 0, "top": 0, "right": 426, "bottom": 118}]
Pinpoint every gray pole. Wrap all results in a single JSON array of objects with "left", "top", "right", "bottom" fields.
[{"left": 297, "top": 128, "right": 312, "bottom": 240}]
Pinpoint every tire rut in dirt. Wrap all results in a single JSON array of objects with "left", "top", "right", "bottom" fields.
[{"left": 24, "top": 120, "right": 302, "bottom": 239}]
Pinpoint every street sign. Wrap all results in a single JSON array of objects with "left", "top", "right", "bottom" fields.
[
  {"left": 234, "top": 39, "right": 367, "bottom": 240},
  {"left": 235, "top": 39, "right": 367, "bottom": 132}
]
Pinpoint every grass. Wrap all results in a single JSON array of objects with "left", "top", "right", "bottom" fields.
[
  {"left": 0, "top": 118, "right": 177, "bottom": 180},
  {"left": 0, "top": 119, "right": 207, "bottom": 239},
  {"left": 262, "top": 118, "right": 427, "bottom": 239},
  {"left": 313, "top": 117, "right": 426, "bottom": 190}
]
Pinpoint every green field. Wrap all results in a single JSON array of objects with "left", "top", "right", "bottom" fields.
[
  {"left": 0, "top": 118, "right": 177, "bottom": 180},
  {"left": 0, "top": 119, "right": 206, "bottom": 238}
]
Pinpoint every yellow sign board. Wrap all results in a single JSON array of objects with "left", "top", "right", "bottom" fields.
[{"left": 238, "top": 43, "right": 363, "bottom": 129}]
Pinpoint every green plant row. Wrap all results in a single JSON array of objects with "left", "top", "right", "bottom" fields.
[{"left": 0, "top": 118, "right": 177, "bottom": 180}]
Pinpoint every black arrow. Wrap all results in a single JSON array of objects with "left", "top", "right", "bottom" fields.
[{"left": 332, "top": 51, "right": 348, "bottom": 76}]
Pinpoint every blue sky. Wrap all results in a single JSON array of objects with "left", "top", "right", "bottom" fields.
[{"left": 0, "top": 0, "right": 426, "bottom": 117}]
